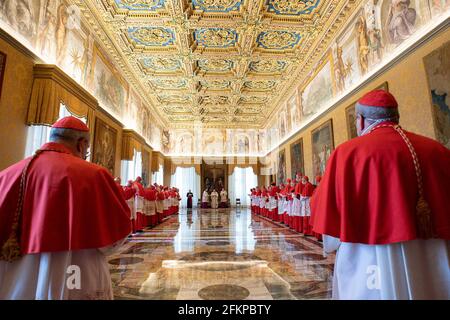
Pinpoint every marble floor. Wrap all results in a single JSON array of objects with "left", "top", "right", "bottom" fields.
[{"left": 107, "top": 208, "right": 335, "bottom": 300}]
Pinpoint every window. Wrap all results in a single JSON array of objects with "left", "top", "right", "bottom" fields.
[
  {"left": 24, "top": 104, "right": 86, "bottom": 158},
  {"left": 152, "top": 164, "right": 164, "bottom": 186},
  {"left": 228, "top": 167, "right": 257, "bottom": 206},
  {"left": 120, "top": 149, "right": 143, "bottom": 184},
  {"left": 170, "top": 166, "right": 200, "bottom": 208}
]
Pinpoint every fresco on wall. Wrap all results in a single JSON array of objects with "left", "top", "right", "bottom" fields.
[
  {"left": 430, "top": 0, "right": 450, "bottom": 17},
  {"left": 278, "top": 107, "right": 287, "bottom": 138},
  {"left": 92, "top": 47, "right": 127, "bottom": 117},
  {"left": 290, "top": 138, "right": 305, "bottom": 179},
  {"left": 311, "top": 120, "right": 334, "bottom": 178},
  {"left": 288, "top": 93, "right": 301, "bottom": 130},
  {"left": 162, "top": 129, "right": 171, "bottom": 154},
  {"left": 92, "top": 117, "right": 117, "bottom": 174},
  {"left": 424, "top": 40, "right": 450, "bottom": 149},
  {"left": 334, "top": 12, "right": 362, "bottom": 93},
  {"left": 141, "top": 107, "right": 151, "bottom": 142},
  {"left": 301, "top": 56, "right": 334, "bottom": 118},
  {"left": 277, "top": 149, "right": 286, "bottom": 185},
  {"left": 152, "top": 125, "right": 162, "bottom": 151},
  {"left": 0, "top": 0, "right": 41, "bottom": 45},
  {"left": 126, "top": 90, "right": 140, "bottom": 131},
  {"left": 173, "top": 131, "right": 194, "bottom": 154},
  {"left": 381, "top": 0, "right": 421, "bottom": 49},
  {"left": 234, "top": 135, "right": 250, "bottom": 154},
  {"left": 0, "top": 0, "right": 166, "bottom": 153},
  {"left": 257, "top": 130, "right": 266, "bottom": 154},
  {"left": 202, "top": 130, "right": 225, "bottom": 155}
]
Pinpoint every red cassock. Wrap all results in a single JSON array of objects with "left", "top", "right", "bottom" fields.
[
  {"left": 123, "top": 186, "right": 136, "bottom": 200},
  {"left": 256, "top": 190, "right": 262, "bottom": 215},
  {"left": 269, "top": 187, "right": 278, "bottom": 221},
  {"left": 0, "top": 143, "right": 131, "bottom": 255},
  {"left": 163, "top": 191, "right": 170, "bottom": 217},
  {"left": 294, "top": 182, "right": 303, "bottom": 232},
  {"left": 133, "top": 181, "right": 146, "bottom": 231},
  {"left": 156, "top": 191, "right": 165, "bottom": 223},
  {"left": 301, "top": 182, "right": 314, "bottom": 235},
  {"left": 311, "top": 125, "right": 450, "bottom": 244},
  {"left": 145, "top": 188, "right": 157, "bottom": 227}
]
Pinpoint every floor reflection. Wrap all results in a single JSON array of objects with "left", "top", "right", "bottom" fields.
[{"left": 108, "top": 208, "right": 334, "bottom": 300}]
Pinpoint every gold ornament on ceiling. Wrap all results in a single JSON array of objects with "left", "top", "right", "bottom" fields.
[{"left": 74, "top": 0, "right": 355, "bottom": 128}]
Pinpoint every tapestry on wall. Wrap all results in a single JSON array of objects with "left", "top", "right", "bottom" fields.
[
  {"left": 290, "top": 138, "right": 305, "bottom": 179},
  {"left": 92, "top": 117, "right": 117, "bottom": 174},
  {"left": 311, "top": 119, "right": 334, "bottom": 178},
  {"left": 277, "top": 149, "right": 286, "bottom": 185},
  {"left": 424, "top": 40, "right": 450, "bottom": 149}
]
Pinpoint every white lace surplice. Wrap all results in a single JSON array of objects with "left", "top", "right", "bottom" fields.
[
  {"left": 0, "top": 238, "right": 127, "bottom": 300},
  {"left": 323, "top": 236, "right": 450, "bottom": 300}
]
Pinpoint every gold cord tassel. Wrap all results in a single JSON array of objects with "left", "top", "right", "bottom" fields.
[
  {"left": 1, "top": 234, "right": 21, "bottom": 262},
  {"left": 369, "top": 124, "right": 436, "bottom": 239},
  {"left": 0, "top": 150, "right": 44, "bottom": 262},
  {"left": 416, "top": 196, "right": 433, "bottom": 239}
]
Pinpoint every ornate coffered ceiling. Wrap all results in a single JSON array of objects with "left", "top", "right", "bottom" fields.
[{"left": 70, "top": 0, "right": 359, "bottom": 129}]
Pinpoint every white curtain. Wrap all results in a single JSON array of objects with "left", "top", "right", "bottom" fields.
[
  {"left": 228, "top": 167, "right": 257, "bottom": 207},
  {"left": 120, "top": 149, "right": 142, "bottom": 184},
  {"left": 170, "top": 166, "right": 201, "bottom": 208},
  {"left": 24, "top": 104, "right": 85, "bottom": 158},
  {"left": 152, "top": 164, "right": 164, "bottom": 186}
]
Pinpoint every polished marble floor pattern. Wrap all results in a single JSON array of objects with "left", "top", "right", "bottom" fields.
[{"left": 108, "top": 208, "right": 334, "bottom": 300}]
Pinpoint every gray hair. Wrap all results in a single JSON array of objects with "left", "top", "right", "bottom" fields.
[
  {"left": 356, "top": 103, "right": 400, "bottom": 123},
  {"left": 49, "top": 127, "right": 90, "bottom": 144}
]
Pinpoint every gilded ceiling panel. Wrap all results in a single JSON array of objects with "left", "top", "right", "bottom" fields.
[{"left": 74, "top": 0, "right": 358, "bottom": 128}]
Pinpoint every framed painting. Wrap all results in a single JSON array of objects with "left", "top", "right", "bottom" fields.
[
  {"left": 311, "top": 119, "right": 334, "bottom": 177},
  {"left": 345, "top": 82, "right": 389, "bottom": 140},
  {"left": 277, "top": 149, "right": 286, "bottom": 185},
  {"left": 290, "top": 138, "right": 305, "bottom": 179},
  {"left": 423, "top": 40, "right": 450, "bottom": 149},
  {"left": 0, "top": 51, "right": 6, "bottom": 100},
  {"left": 92, "top": 117, "right": 118, "bottom": 175}
]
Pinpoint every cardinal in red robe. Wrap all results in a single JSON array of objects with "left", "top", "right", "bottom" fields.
[
  {"left": 123, "top": 180, "right": 136, "bottom": 233},
  {"left": 300, "top": 176, "right": 314, "bottom": 236},
  {"left": 293, "top": 173, "right": 303, "bottom": 233},
  {"left": 144, "top": 186, "right": 157, "bottom": 228},
  {"left": 0, "top": 117, "right": 131, "bottom": 299},
  {"left": 268, "top": 183, "right": 279, "bottom": 221},
  {"left": 310, "top": 90, "right": 450, "bottom": 299},
  {"left": 156, "top": 186, "right": 165, "bottom": 224},
  {"left": 255, "top": 187, "right": 262, "bottom": 215},
  {"left": 132, "top": 177, "right": 146, "bottom": 232}
]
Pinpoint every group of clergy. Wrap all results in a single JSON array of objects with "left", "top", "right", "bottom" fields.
[
  {"left": 0, "top": 90, "right": 449, "bottom": 300},
  {"left": 201, "top": 188, "right": 228, "bottom": 209},
  {"left": 250, "top": 173, "right": 322, "bottom": 240},
  {"left": 114, "top": 177, "right": 181, "bottom": 234}
]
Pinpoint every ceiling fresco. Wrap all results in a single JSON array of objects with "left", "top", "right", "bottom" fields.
[{"left": 70, "top": 0, "right": 357, "bottom": 129}]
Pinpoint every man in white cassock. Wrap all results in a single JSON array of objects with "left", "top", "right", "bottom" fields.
[
  {"left": 219, "top": 188, "right": 228, "bottom": 208},
  {"left": 201, "top": 189, "right": 209, "bottom": 208},
  {"left": 210, "top": 189, "right": 219, "bottom": 209},
  {"left": 311, "top": 90, "right": 450, "bottom": 299}
]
